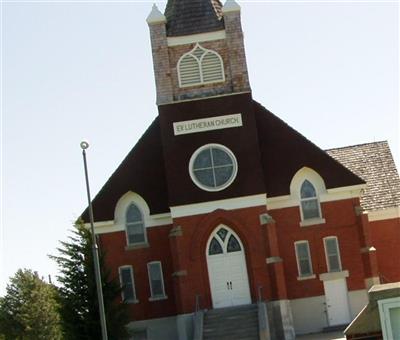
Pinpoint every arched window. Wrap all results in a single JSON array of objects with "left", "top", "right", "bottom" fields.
[
  {"left": 178, "top": 44, "right": 225, "bottom": 87},
  {"left": 208, "top": 227, "right": 242, "bottom": 256},
  {"left": 300, "top": 180, "right": 321, "bottom": 220},
  {"left": 125, "top": 203, "right": 146, "bottom": 245}
]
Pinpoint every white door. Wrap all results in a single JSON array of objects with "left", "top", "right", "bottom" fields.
[
  {"left": 207, "top": 225, "right": 251, "bottom": 309},
  {"left": 323, "top": 278, "right": 351, "bottom": 326}
]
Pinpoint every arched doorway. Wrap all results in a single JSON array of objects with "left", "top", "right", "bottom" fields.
[{"left": 206, "top": 225, "right": 251, "bottom": 308}]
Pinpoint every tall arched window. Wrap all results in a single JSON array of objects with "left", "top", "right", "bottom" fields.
[
  {"left": 178, "top": 44, "right": 225, "bottom": 87},
  {"left": 300, "top": 180, "right": 321, "bottom": 220},
  {"left": 126, "top": 203, "right": 146, "bottom": 245}
]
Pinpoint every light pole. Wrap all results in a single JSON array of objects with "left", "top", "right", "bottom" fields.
[{"left": 80, "top": 140, "right": 108, "bottom": 340}]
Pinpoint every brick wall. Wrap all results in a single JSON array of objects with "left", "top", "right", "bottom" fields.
[{"left": 369, "top": 217, "right": 400, "bottom": 282}]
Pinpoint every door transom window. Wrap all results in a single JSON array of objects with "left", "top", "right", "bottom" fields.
[{"left": 208, "top": 227, "right": 242, "bottom": 255}]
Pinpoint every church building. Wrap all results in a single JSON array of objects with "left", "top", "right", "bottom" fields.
[{"left": 81, "top": 0, "right": 400, "bottom": 338}]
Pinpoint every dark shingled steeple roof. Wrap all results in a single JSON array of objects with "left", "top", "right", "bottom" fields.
[{"left": 165, "top": 0, "right": 224, "bottom": 37}]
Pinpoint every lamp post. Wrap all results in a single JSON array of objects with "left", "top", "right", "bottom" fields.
[{"left": 80, "top": 140, "right": 108, "bottom": 340}]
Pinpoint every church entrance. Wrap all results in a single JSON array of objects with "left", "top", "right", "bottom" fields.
[{"left": 206, "top": 225, "right": 251, "bottom": 309}]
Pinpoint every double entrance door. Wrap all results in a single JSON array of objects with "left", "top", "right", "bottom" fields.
[{"left": 206, "top": 225, "right": 251, "bottom": 309}]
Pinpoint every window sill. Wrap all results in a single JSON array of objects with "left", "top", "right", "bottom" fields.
[
  {"left": 297, "top": 274, "right": 316, "bottom": 281},
  {"left": 125, "top": 242, "right": 150, "bottom": 251},
  {"left": 300, "top": 218, "right": 326, "bottom": 227},
  {"left": 148, "top": 295, "right": 168, "bottom": 302},
  {"left": 124, "top": 299, "right": 139, "bottom": 304}
]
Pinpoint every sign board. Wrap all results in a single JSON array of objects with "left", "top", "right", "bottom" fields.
[{"left": 173, "top": 114, "right": 242, "bottom": 136}]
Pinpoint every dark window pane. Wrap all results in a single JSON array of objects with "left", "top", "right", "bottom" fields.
[
  {"left": 126, "top": 204, "right": 142, "bottom": 223},
  {"left": 300, "top": 259, "right": 312, "bottom": 276},
  {"left": 217, "top": 228, "right": 228, "bottom": 241},
  {"left": 209, "top": 237, "right": 223, "bottom": 255},
  {"left": 301, "top": 199, "right": 320, "bottom": 219},
  {"left": 296, "top": 243, "right": 309, "bottom": 259},
  {"left": 193, "top": 149, "right": 212, "bottom": 169},
  {"left": 300, "top": 180, "right": 317, "bottom": 199},
  {"left": 194, "top": 168, "right": 215, "bottom": 187},
  {"left": 120, "top": 268, "right": 134, "bottom": 302},
  {"left": 127, "top": 223, "right": 145, "bottom": 244},
  {"left": 227, "top": 235, "right": 241, "bottom": 252},
  {"left": 212, "top": 148, "right": 233, "bottom": 166},
  {"left": 326, "top": 239, "right": 338, "bottom": 255},
  {"left": 214, "top": 166, "right": 233, "bottom": 187},
  {"left": 149, "top": 263, "right": 164, "bottom": 297},
  {"left": 328, "top": 255, "right": 341, "bottom": 272}
]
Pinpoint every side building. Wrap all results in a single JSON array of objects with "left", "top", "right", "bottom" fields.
[{"left": 81, "top": 0, "right": 400, "bottom": 338}]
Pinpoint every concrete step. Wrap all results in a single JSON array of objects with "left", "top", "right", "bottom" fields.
[{"left": 203, "top": 304, "right": 259, "bottom": 340}]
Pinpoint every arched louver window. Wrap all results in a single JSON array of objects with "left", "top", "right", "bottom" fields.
[
  {"left": 126, "top": 203, "right": 146, "bottom": 245},
  {"left": 300, "top": 180, "right": 321, "bottom": 220},
  {"left": 178, "top": 44, "right": 225, "bottom": 87}
]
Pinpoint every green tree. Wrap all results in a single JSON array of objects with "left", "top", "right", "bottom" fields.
[
  {"left": 50, "top": 221, "right": 130, "bottom": 340},
  {"left": 0, "top": 269, "right": 63, "bottom": 340}
]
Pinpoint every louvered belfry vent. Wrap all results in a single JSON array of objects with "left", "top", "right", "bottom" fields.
[{"left": 178, "top": 43, "right": 225, "bottom": 87}]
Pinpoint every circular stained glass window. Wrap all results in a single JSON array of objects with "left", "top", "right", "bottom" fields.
[{"left": 189, "top": 144, "right": 237, "bottom": 192}]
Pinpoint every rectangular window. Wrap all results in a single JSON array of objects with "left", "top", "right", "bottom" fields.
[
  {"left": 324, "top": 237, "right": 342, "bottom": 272},
  {"left": 295, "top": 241, "right": 313, "bottom": 277},
  {"left": 119, "top": 266, "right": 137, "bottom": 303},
  {"left": 147, "top": 261, "right": 166, "bottom": 299}
]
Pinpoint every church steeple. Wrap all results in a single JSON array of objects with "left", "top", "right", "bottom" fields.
[
  {"left": 147, "top": 0, "right": 250, "bottom": 105},
  {"left": 164, "top": 0, "right": 224, "bottom": 37}
]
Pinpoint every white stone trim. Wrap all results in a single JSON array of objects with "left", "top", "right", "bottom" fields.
[
  {"left": 266, "top": 183, "right": 365, "bottom": 211},
  {"left": 167, "top": 30, "right": 226, "bottom": 47},
  {"left": 146, "top": 4, "right": 166, "bottom": 24},
  {"left": 222, "top": 0, "right": 241, "bottom": 13},
  {"left": 319, "top": 270, "right": 349, "bottom": 281},
  {"left": 368, "top": 206, "right": 400, "bottom": 221},
  {"left": 299, "top": 217, "right": 326, "bottom": 227},
  {"left": 170, "top": 193, "right": 267, "bottom": 218}
]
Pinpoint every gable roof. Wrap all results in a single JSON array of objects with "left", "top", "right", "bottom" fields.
[
  {"left": 165, "top": 0, "right": 224, "bottom": 37},
  {"left": 326, "top": 141, "right": 400, "bottom": 211},
  {"left": 82, "top": 99, "right": 399, "bottom": 223},
  {"left": 81, "top": 118, "right": 169, "bottom": 223},
  {"left": 253, "top": 101, "right": 365, "bottom": 197}
]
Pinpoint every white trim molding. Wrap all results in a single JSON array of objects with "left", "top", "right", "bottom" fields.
[
  {"left": 319, "top": 270, "right": 349, "bottom": 281},
  {"left": 167, "top": 30, "right": 226, "bottom": 47},
  {"left": 170, "top": 193, "right": 267, "bottom": 218},
  {"left": 368, "top": 206, "right": 400, "bottom": 221}
]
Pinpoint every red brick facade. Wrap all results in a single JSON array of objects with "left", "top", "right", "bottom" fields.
[{"left": 98, "top": 196, "right": 398, "bottom": 322}]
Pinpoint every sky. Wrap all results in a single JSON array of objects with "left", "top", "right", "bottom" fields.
[{"left": 1, "top": 0, "right": 398, "bottom": 295}]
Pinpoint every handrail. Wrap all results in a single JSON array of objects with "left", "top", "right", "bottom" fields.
[
  {"left": 257, "top": 285, "right": 263, "bottom": 302},
  {"left": 195, "top": 294, "right": 201, "bottom": 312}
]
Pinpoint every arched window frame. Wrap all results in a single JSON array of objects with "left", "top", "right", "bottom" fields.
[
  {"left": 125, "top": 203, "right": 147, "bottom": 246},
  {"left": 177, "top": 43, "right": 225, "bottom": 88},
  {"left": 300, "top": 179, "right": 322, "bottom": 221},
  {"left": 289, "top": 167, "right": 326, "bottom": 227},
  {"left": 206, "top": 225, "right": 244, "bottom": 257},
  {"left": 114, "top": 192, "right": 150, "bottom": 248}
]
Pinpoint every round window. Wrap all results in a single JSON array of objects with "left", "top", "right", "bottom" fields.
[{"left": 189, "top": 144, "right": 237, "bottom": 192}]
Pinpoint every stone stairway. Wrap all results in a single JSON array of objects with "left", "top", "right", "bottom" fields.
[{"left": 203, "top": 304, "right": 259, "bottom": 340}]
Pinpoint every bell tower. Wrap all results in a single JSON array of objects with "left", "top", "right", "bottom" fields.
[{"left": 146, "top": 0, "right": 250, "bottom": 104}]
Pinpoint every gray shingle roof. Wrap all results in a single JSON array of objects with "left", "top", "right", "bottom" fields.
[
  {"left": 326, "top": 141, "right": 400, "bottom": 211},
  {"left": 165, "top": 0, "right": 224, "bottom": 37}
]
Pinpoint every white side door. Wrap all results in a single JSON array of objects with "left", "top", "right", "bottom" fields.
[{"left": 323, "top": 278, "right": 351, "bottom": 326}]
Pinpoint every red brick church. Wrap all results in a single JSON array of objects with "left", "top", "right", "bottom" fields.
[{"left": 82, "top": 0, "right": 400, "bottom": 338}]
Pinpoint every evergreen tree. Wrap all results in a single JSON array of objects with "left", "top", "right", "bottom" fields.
[
  {"left": 50, "top": 221, "right": 129, "bottom": 340},
  {"left": 0, "top": 269, "right": 63, "bottom": 340}
]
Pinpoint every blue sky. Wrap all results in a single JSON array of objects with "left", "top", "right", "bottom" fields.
[{"left": 1, "top": 1, "right": 398, "bottom": 294}]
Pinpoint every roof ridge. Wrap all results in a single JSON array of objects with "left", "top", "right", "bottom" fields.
[{"left": 325, "top": 140, "right": 388, "bottom": 152}]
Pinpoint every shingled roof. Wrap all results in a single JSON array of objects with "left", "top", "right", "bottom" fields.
[
  {"left": 165, "top": 0, "right": 224, "bottom": 37},
  {"left": 326, "top": 141, "right": 400, "bottom": 211}
]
